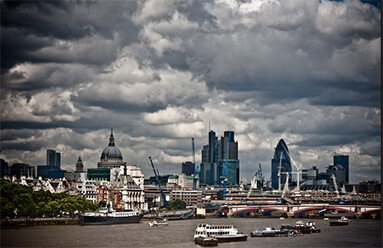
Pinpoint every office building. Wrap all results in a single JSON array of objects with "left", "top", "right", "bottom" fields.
[
  {"left": 200, "top": 130, "right": 240, "bottom": 186},
  {"left": 182, "top": 161, "right": 194, "bottom": 176},
  {"left": 47, "top": 149, "right": 61, "bottom": 168},
  {"left": 271, "top": 139, "right": 292, "bottom": 190},
  {"left": 334, "top": 155, "right": 349, "bottom": 183},
  {"left": 37, "top": 149, "right": 65, "bottom": 179}
]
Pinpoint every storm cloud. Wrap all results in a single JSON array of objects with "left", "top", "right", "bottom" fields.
[{"left": 1, "top": 0, "right": 380, "bottom": 183}]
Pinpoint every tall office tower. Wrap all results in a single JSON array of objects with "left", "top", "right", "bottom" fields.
[
  {"left": 199, "top": 145, "right": 209, "bottom": 185},
  {"left": 182, "top": 161, "right": 194, "bottom": 176},
  {"left": 334, "top": 155, "right": 349, "bottom": 183},
  {"left": 207, "top": 130, "right": 218, "bottom": 185},
  {"left": 199, "top": 130, "right": 240, "bottom": 186},
  {"left": 218, "top": 131, "right": 239, "bottom": 185},
  {"left": 47, "top": 149, "right": 61, "bottom": 169},
  {"left": 200, "top": 131, "right": 218, "bottom": 185},
  {"left": 271, "top": 139, "right": 292, "bottom": 190}
]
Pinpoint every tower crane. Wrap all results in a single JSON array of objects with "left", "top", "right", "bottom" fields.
[
  {"left": 246, "top": 171, "right": 258, "bottom": 200},
  {"left": 331, "top": 170, "right": 340, "bottom": 199},
  {"left": 222, "top": 132, "right": 232, "bottom": 200},
  {"left": 192, "top": 138, "right": 199, "bottom": 190},
  {"left": 258, "top": 163, "right": 264, "bottom": 190},
  {"left": 280, "top": 143, "right": 305, "bottom": 192},
  {"left": 246, "top": 163, "right": 264, "bottom": 201},
  {"left": 149, "top": 156, "right": 168, "bottom": 207}
]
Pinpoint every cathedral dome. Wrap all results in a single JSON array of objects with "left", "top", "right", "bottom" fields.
[{"left": 100, "top": 129, "right": 123, "bottom": 161}]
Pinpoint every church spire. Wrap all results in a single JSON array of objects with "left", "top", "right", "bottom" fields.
[
  {"left": 109, "top": 129, "right": 115, "bottom": 146},
  {"left": 75, "top": 155, "right": 84, "bottom": 172}
]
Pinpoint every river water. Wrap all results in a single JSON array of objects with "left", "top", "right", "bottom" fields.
[{"left": 1, "top": 218, "right": 381, "bottom": 247}]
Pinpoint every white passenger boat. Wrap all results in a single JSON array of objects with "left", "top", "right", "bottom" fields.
[
  {"left": 149, "top": 217, "right": 168, "bottom": 227},
  {"left": 194, "top": 223, "right": 247, "bottom": 243}
]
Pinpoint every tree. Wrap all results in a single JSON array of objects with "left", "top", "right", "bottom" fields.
[
  {"left": 166, "top": 199, "right": 186, "bottom": 210},
  {"left": 98, "top": 200, "right": 107, "bottom": 208},
  {"left": 13, "top": 194, "right": 36, "bottom": 217}
]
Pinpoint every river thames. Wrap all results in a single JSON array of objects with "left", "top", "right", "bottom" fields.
[{"left": 1, "top": 218, "right": 381, "bottom": 247}]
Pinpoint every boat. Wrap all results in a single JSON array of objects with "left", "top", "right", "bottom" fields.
[
  {"left": 159, "top": 209, "right": 194, "bottom": 220},
  {"left": 194, "top": 223, "right": 248, "bottom": 243},
  {"left": 194, "top": 236, "right": 219, "bottom": 247},
  {"left": 295, "top": 221, "right": 321, "bottom": 234},
  {"left": 279, "top": 224, "right": 302, "bottom": 236},
  {"left": 149, "top": 217, "right": 168, "bottom": 227},
  {"left": 78, "top": 206, "right": 142, "bottom": 225},
  {"left": 250, "top": 227, "right": 277, "bottom": 237},
  {"left": 330, "top": 216, "right": 349, "bottom": 226}
]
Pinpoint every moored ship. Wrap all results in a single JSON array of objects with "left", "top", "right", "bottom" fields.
[
  {"left": 330, "top": 216, "right": 349, "bottom": 226},
  {"left": 194, "top": 223, "right": 247, "bottom": 243},
  {"left": 78, "top": 207, "right": 143, "bottom": 225}
]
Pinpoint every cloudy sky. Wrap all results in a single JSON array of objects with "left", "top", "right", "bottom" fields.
[{"left": 1, "top": 0, "right": 381, "bottom": 184}]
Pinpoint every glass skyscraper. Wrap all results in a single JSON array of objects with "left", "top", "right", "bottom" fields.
[
  {"left": 199, "top": 130, "right": 240, "bottom": 185},
  {"left": 271, "top": 139, "right": 292, "bottom": 190},
  {"left": 334, "top": 155, "right": 349, "bottom": 183}
]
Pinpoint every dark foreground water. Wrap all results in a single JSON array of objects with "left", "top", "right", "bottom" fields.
[{"left": 1, "top": 218, "right": 381, "bottom": 248}]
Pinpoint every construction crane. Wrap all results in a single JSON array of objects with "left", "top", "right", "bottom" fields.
[
  {"left": 246, "top": 164, "right": 264, "bottom": 201},
  {"left": 331, "top": 170, "right": 340, "bottom": 199},
  {"left": 246, "top": 171, "right": 258, "bottom": 199},
  {"left": 258, "top": 163, "right": 264, "bottom": 190},
  {"left": 222, "top": 132, "right": 232, "bottom": 201},
  {"left": 280, "top": 143, "right": 306, "bottom": 192},
  {"left": 148, "top": 156, "right": 168, "bottom": 207},
  {"left": 192, "top": 138, "right": 199, "bottom": 190}
]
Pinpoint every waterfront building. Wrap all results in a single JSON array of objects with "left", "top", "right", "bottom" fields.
[
  {"left": 334, "top": 155, "right": 349, "bottom": 183},
  {"left": 79, "top": 180, "right": 97, "bottom": 203},
  {"left": 111, "top": 169, "right": 146, "bottom": 210},
  {"left": 96, "top": 185, "right": 110, "bottom": 204},
  {"left": 271, "top": 139, "right": 292, "bottom": 190},
  {"left": 170, "top": 190, "right": 203, "bottom": 206},
  {"left": 182, "top": 161, "right": 194, "bottom": 176}
]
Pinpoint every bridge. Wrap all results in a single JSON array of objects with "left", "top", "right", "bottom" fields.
[{"left": 227, "top": 204, "right": 381, "bottom": 218}]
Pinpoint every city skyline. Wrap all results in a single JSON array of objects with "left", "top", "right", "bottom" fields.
[{"left": 1, "top": 0, "right": 381, "bottom": 184}]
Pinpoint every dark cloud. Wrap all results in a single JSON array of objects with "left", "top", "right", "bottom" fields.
[{"left": 0, "top": 0, "right": 380, "bottom": 183}]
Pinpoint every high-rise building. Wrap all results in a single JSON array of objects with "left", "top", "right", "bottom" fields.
[
  {"left": 271, "top": 139, "right": 292, "bottom": 190},
  {"left": 218, "top": 131, "right": 239, "bottom": 185},
  {"left": 47, "top": 149, "right": 61, "bottom": 168},
  {"left": 199, "top": 130, "right": 240, "bottom": 186},
  {"left": 199, "top": 145, "right": 209, "bottom": 184},
  {"left": 334, "top": 155, "right": 349, "bottom": 183},
  {"left": 182, "top": 161, "right": 194, "bottom": 176}
]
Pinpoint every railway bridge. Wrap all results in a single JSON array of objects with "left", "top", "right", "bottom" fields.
[{"left": 227, "top": 204, "right": 381, "bottom": 218}]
